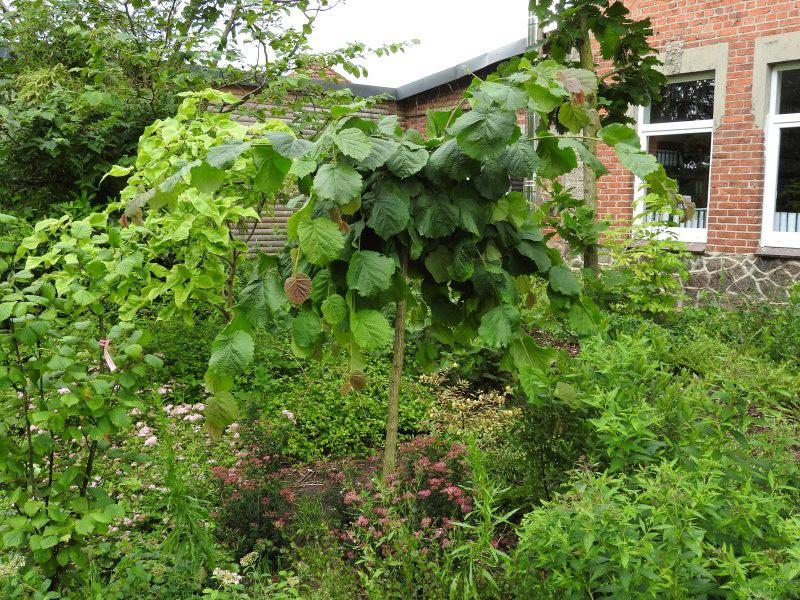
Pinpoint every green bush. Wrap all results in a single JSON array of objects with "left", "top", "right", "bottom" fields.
[
  {"left": 513, "top": 451, "right": 800, "bottom": 598},
  {"left": 240, "top": 331, "right": 434, "bottom": 461},
  {"left": 149, "top": 315, "right": 223, "bottom": 387},
  {"left": 510, "top": 312, "right": 800, "bottom": 598}
]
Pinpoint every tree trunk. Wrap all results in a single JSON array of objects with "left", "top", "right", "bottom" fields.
[
  {"left": 382, "top": 258, "right": 408, "bottom": 481},
  {"left": 579, "top": 16, "right": 601, "bottom": 275}
]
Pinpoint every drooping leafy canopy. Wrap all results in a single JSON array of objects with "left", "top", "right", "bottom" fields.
[{"left": 161, "top": 57, "right": 680, "bottom": 434}]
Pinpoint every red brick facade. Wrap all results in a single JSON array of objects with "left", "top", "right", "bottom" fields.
[{"left": 595, "top": 0, "right": 800, "bottom": 254}]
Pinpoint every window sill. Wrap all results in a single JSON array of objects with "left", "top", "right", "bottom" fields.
[
  {"left": 682, "top": 242, "right": 707, "bottom": 254},
  {"left": 755, "top": 246, "right": 800, "bottom": 259}
]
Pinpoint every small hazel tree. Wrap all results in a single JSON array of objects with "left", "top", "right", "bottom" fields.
[
  {"left": 113, "top": 60, "right": 680, "bottom": 478},
  {"left": 529, "top": 0, "right": 673, "bottom": 273}
]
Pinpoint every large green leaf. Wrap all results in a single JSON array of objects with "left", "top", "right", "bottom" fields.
[
  {"left": 209, "top": 330, "right": 254, "bottom": 375},
  {"left": 334, "top": 128, "right": 372, "bottom": 161},
  {"left": 447, "top": 104, "right": 516, "bottom": 160},
  {"left": 206, "top": 140, "right": 252, "bottom": 168},
  {"left": 491, "top": 192, "right": 529, "bottom": 228},
  {"left": 479, "top": 81, "right": 528, "bottom": 111},
  {"left": 386, "top": 143, "right": 428, "bottom": 178},
  {"left": 537, "top": 135, "right": 577, "bottom": 178},
  {"left": 297, "top": 216, "right": 345, "bottom": 266},
  {"left": 70, "top": 221, "right": 91, "bottom": 240},
  {"left": 527, "top": 83, "right": 562, "bottom": 113},
  {"left": 499, "top": 139, "right": 540, "bottom": 179},
  {"left": 253, "top": 145, "right": 292, "bottom": 195},
  {"left": 366, "top": 178, "right": 411, "bottom": 238},
  {"left": 311, "top": 269, "right": 336, "bottom": 305},
  {"left": 451, "top": 240, "right": 478, "bottom": 281},
  {"left": 265, "top": 131, "right": 313, "bottom": 158},
  {"left": 351, "top": 309, "right": 393, "bottom": 351},
  {"left": 558, "top": 138, "right": 608, "bottom": 176},
  {"left": 237, "top": 272, "right": 285, "bottom": 325},
  {"left": 614, "top": 143, "right": 660, "bottom": 178},
  {"left": 286, "top": 199, "right": 314, "bottom": 241},
  {"left": 453, "top": 186, "right": 487, "bottom": 235},
  {"left": 558, "top": 102, "right": 592, "bottom": 133},
  {"left": 548, "top": 265, "right": 581, "bottom": 296},
  {"left": 190, "top": 162, "right": 226, "bottom": 194},
  {"left": 347, "top": 251, "right": 395, "bottom": 296},
  {"left": 292, "top": 309, "right": 322, "bottom": 347},
  {"left": 428, "top": 139, "right": 479, "bottom": 181},
  {"left": 321, "top": 294, "right": 347, "bottom": 326},
  {"left": 478, "top": 304, "right": 520, "bottom": 348},
  {"left": 416, "top": 190, "right": 458, "bottom": 238},
  {"left": 313, "top": 162, "right": 363, "bottom": 205},
  {"left": 517, "top": 241, "right": 552, "bottom": 272},
  {"left": 424, "top": 246, "right": 451, "bottom": 283},
  {"left": 205, "top": 391, "right": 238, "bottom": 441},
  {"left": 474, "top": 159, "right": 511, "bottom": 200},
  {"left": 598, "top": 123, "right": 641, "bottom": 148},
  {"left": 360, "top": 138, "right": 401, "bottom": 170},
  {"left": 508, "top": 336, "right": 557, "bottom": 372}
]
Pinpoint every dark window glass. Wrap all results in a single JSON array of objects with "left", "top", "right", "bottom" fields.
[
  {"left": 778, "top": 69, "right": 800, "bottom": 115},
  {"left": 774, "top": 127, "right": 800, "bottom": 232},
  {"left": 645, "top": 132, "right": 711, "bottom": 228},
  {"left": 648, "top": 78, "right": 714, "bottom": 123}
]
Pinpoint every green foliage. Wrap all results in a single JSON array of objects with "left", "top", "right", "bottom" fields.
[
  {"left": 510, "top": 314, "right": 800, "bottom": 598},
  {"left": 0, "top": 213, "right": 158, "bottom": 582},
  {"left": 169, "top": 55, "right": 680, "bottom": 441},
  {"left": 594, "top": 193, "right": 690, "bottom": 314},
  {"left": 0, "top": 0, "right": 411, "bottom": 216},
  {"left": 530, "top": 0, "right": 666, "bottom": 126},
  {"left": 241, "top": 336, "right": 433, "bottom": 461}
]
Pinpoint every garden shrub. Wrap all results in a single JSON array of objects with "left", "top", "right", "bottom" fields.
[
  {"left": 510, "top": 312, "right": 800, "bottom": 598},
  {"left": 0, "top": 213, "right": 165, "bottom": 585},
  {"left": 513, "top": 452, "right": 800, "bottom": 598},
  {"left": 239, "top": 334, "right": 434, "bottom": 461},
  {"left": 149, "top": 314, "right": 223, "bottom": 387},
  {"left": 335, "top": 437, "right": 474, "bottom": 597},
  {"left": 209, "top": 432, "right": 350, "bottom": 560},
  {"left": 595, "top": 194, "right": 690, "bottom": 315}
]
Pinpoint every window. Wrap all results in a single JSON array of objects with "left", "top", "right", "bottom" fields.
[
  {"left": 762, "top": 64, "right": 800, "bottom": 248},
  {"left": 637, "top": 75, "right": 715, "bottom": 243}
]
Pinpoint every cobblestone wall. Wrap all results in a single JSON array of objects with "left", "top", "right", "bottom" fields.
[{"left": 684, "top": 252, "right": 800, "bottom": 303}]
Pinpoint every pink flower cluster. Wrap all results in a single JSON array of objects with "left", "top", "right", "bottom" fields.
[
  {"left": 163, "top": 403, "right": 205, "bottom": 422},
  {"left": 135, "top": 422, "right": 157, "bottom": 447},
  {"left": 339, "top": 436, "right": 472, "bottom": 555}
]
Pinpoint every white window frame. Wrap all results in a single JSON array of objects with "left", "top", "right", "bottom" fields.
[
  {"left": 635, "top": 72, "right": 715, "bottom": 244},
  {"left": 761, "top": 62, "right": 800, "bottom": 248}
]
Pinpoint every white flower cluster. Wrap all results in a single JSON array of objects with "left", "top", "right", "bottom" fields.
[
  {"left": 164, "top": 403, "right": 205, "bottom": 422},
  {"left": 239, "top": 551, "right": 259, "bottom": 568},
  {"left": 212, "top": 567, "right": 242, "bottom": 587}
]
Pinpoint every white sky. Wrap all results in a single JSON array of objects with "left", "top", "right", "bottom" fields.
[{"left": 305, "top": 0, "right": 528, "bottom": 87}]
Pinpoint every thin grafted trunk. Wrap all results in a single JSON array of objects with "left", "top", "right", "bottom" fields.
[
  {"left": 579, "top": 16, "right": 601, "bottom": 275},
  {"left": 382, "top": 256, "right": 408, "bottom": 481}
]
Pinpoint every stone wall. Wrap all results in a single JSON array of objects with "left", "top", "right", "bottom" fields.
[{"left": 684, "top": 252, "right": 800, "bottom": 302}]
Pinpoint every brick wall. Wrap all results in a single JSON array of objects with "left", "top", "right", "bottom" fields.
[{"left": 596, "top": 0, "right": 800, "bottom": 254}]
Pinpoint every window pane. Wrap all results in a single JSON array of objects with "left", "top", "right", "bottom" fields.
[
  {"left": 778, "top": 69, "right": 800, "bottom": 114},
  {"left": 645, "top": 132, "right": 712, "bottom": 228},
  {"left": 774, "top": 126, "right": 800, "bottom": 233},
  {"left": 648, "top": 78, "right": 714, "bottom": 123}
]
